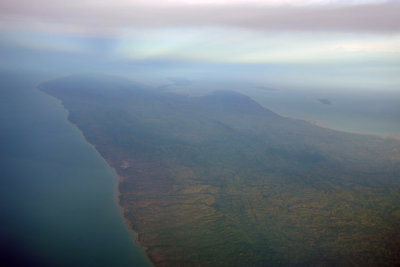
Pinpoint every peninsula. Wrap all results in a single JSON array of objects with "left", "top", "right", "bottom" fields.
[{"left": 40, "top": 74, "right": 400, "bottom": 266}]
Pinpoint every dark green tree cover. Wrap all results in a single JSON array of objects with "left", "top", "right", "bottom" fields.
[{"left": 41, "top": 75, "right": 400, "bottom": 266}]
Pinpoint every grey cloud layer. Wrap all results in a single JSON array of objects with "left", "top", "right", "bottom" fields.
[{"left": 1, "top": 0, "right": 399, "bottom": 34}]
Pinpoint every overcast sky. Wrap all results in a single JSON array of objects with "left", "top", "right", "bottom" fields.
[
  {"left": 0, "top": 0, "right": 399, "bottom": 90},
  {"left": 1, "top": 0, "right": 400, "bottom": 34}
]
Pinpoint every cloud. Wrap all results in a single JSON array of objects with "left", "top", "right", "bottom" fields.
[
  {"left": 0, "top": 0, "right": 399, "bottom": 36},
  {"left": 113, "top": 28, "right": 400, "bottom": 64}
]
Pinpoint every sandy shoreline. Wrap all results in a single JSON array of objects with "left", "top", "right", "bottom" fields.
[
  {"left": 39, "top": 86, "right": 154, "bottom": 267},
  {"left": 115, "top": 174, "right": 152, "bottom": 265},
  {"left": 68, "top": 116, "right": 154, "bottom": 267},
  {"left": 69, "top": 122, "right": 154, "bottom": 266}
]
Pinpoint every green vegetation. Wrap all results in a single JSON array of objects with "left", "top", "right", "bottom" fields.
[{"left": 41, "top": 75, "right": 400, "bottom": 266}]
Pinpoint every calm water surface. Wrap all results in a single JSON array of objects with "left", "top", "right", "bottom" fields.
[{"left": 0, "top": 69, "right": 150, "bottom": 266}]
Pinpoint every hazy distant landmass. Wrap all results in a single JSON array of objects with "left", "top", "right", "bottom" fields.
[
  {"left": 156, "top": 77, "right": 192, "bottom": 91},
  {"left": 40, "top": 75, "right": 400, "bottom": 266},
  {"left": 317, "top": 98, "right": 331, "bottom": 105}
]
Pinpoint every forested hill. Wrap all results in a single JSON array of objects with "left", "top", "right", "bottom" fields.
[{"left": 41, "top": 74, "right": 400, "bottom": 266}]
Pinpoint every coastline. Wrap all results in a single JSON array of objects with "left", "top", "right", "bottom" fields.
[
  {"left": 38, "top": 86, "right": 154, "bottom": 267},
  {"left": 66, "top": 119, "right": 154, "bottom": 266},
  {"left": 38, "top": 84, "right": 400, "bottom": 267},
  {"left": 300, "top": 116, "right": 400, "bottom": 141},
  {"left": 115, "top": 175, "right": 152, "bottom": 265}
]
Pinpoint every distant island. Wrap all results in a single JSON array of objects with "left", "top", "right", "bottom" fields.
[
  {"left": 317, "top": 98, "right": 332, "bottom": 105},
  {"left": 40, "top": 75, "right": 400, "bottom": 266}
]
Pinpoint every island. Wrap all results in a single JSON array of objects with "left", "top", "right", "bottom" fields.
[
  {"left": 40, "top": 74, "right": 400, "bottom": 266},
  {"left": 317, "top": 98, "right": 332, "bottom": 105}
]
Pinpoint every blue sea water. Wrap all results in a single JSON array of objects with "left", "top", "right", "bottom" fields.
[
  {"left": 241, "top": 86, "right": 400, "bottom": 137},
  {"left": 0, "top": 69, "right": 150, "bottom": 266}
]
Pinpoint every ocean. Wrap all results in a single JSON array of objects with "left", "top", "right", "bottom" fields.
[{"left": 0, "top": 69, "right": 149, "bottom": 266}]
